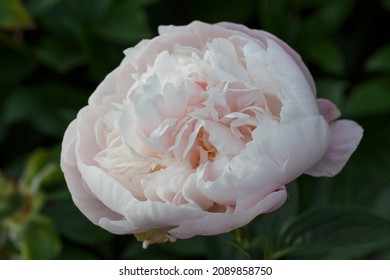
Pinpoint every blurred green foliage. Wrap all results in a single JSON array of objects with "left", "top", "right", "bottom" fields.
[{"left": 0, "top": 0, "right": 390, "bottom": 259}]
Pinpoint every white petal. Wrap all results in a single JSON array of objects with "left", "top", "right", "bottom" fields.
[
  {"left": 119, "top": 103, "right": 149, "bottom": 158},
  {"left": 181, "top": 173, "right": 214, "bottom": 210},
  {"left": 204, "top": 120, "right": 244, "bottom": 155},
  {"left": 133, "top": 93, "right": 164, "bottom": 134},
  {"left": 142, "top": 164, "right": 192, "bottom": 203},
  {"left": 266, "top": 38, "right": 318, "bottom": 116},
  {"left": 80, "top": 163, "right": 205, "bottom": 233},
  {"left": 76, "top": 106, "right": 106, "bottom": 165},
  {"left": 122, "top": 200, "right": 204, "bottom": 230},
  {"left": 149, "top": 118, "right": 177, "bottom": 153},
  {"left": 79, "top": 164, "right": 136, "bottom": 214},
  {"left": 61, "top": 120, "right": 121, "bottom": 224},
  {"left": 99, "top": 218, "right": 138, "bottom": 234},
  {"left": 170, "top": 186, "right": 287, "bottom": 238},
  {"left": 273, "top": 116, "right": 330, "bottom": 182},
  {"left": 206, "top": 38, "right": 252, "bottom": 84},
  {"left": 242, "top": 40, "right": 281, "bottom": 93}
]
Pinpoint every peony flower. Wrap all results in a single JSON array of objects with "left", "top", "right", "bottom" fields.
[{"left": 60, "top": 21, "right": 363, "bottom": 248}]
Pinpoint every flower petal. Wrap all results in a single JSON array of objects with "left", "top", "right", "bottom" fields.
[
  {"left": 79, "top": 164, "right": 136, "bottom": 214},
  {"left": 61, "top": 21, "right": 363, "bottom": 244},
  {"left": 204, "top": 120, "right": 244, "bottom": 156},
  {"left": 317, "top": 98, "right": 341, "bottom": 122},
  {"left": 88, "top": 68, "right": 118, "bottom": 105},
  {"left": 61, "top": 120, "right": 122, "bottom": 224},
  {"left": 99, "top": 218, "right": 137, "bottom": 234},
  {"left": 273, "top": 116, "right": 330, "bottom": 182},
  {"left": 305, "top": 120, "right": 363, "bottom": 177},
  {"left": 80, "top": 163, "right": 205, "bottom": 234},
  {"left": 170, "top": 186, "right": 287, "bottom": 238},
  {"left": 266, "top": 38, "right": 318, "bottom": 116},
  {"left": 216, "top": 21, "right": 316, "bottom": 95}
]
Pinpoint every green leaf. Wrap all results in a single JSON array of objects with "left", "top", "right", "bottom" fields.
[
  {"left": 316, "top": 78, "right": 348, "bottom": 108},
  {"left": 58, "top": 244, "right": 100, "bottom": 260},
  {"left": 3, "top": 84, "right": 88, "bottom": 138},
  {"left": 383, "top": 0, "right": 390, "bottom": 11},
  {"left": 227, "top": 241, "right": 252, "bottom": 260},
  {"left": 304, "top": 38, "right": 344, "bottom": 75},
  {"left": 192, "top": 0, "right": 256, "bottom": 24},
  {"left": 324, "top": 116, "right": 390, "bottom": 210},
  {"left": 258, "top": 0, "right": 296, "bottom": 40},
  {"left": 0, "top": 225, "right": 8, "bottom": 247},
  {"left": 17, "top": 215, "right": 61, "bottom": 259},
  {"left": 34, "top": 37, "right": 87, "bottom": 73},
  {"left": 132, "top": 0, "right": 161, "bottom": 5},
  {"left": 82, "top": 36, "right": 124, "bottom": 81},
  {"left": 203, "top": 232, "right": 241, "bottom": 259},
  {"left": 369, "top": 183, "right": 390, "bottom": 220},
  {"left": 96, "top": 1, "right": 152, "bottom": 44},
  {"left": 160, "top": 236, "right": 208, "bottom": 257},
  {"left": 0, "top": 49, "right": 37, "bottom": 87},
  {"left": 344, "top": 77, "right": 390, "bottom": 117},
  {"left": 22, "top": 147, "right": 62, "bottom": 192},
  {"left": 0, "top": 0, "right": 34, "bottom": 29},
  {"left": 122, "top": 235, "right": 209, "bottom": 260},
  {"left": 0, "top": 174, "right": 23, "bottom": 221},
  {"left": 365, "top": 44, "right": 390, "bottom": 73},
  {"left": 44, "top": 190, "right": 114, "bottom": 246},
  {"left": 61, "top": 0, "right": 111, "bottom": 24},
  {"left": 302, "top": 0, "right": 356, "bottom": 35},
  {"left": 25, "top": 0, "right": 61, "bottom": 17},
  {"left": 0, "top": 225, "right": 12, "bottom": 259},
  {"left": 278, "top": 206, "right": 390, "bottom": 259},
  {"left": 227, "top": 181, "right": 301, "bottom": 260}
]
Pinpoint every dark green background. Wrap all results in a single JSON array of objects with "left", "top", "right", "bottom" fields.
[{"left": 1, "top": 0, "right": 390, "bottom": 259}]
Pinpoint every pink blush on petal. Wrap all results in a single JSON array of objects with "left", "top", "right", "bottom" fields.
[
  {"left": 305, "top": 120, "right": 363, "bottom": 177},
  {"left": 317, "top": 98, "right": 341, "bottom": 122}
]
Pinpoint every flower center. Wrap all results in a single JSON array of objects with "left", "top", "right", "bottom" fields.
[
  {"left": 149, "top": 164, "right": 164, "bottom": 173},
  {"left": 193, "top": 127, "right": 217, "bottom": 168}
]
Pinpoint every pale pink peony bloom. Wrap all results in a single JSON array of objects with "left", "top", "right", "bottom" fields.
[{"left": 61, "top": 21, "right": 363, "bottom": 248}]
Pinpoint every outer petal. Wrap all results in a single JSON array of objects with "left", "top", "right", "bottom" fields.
[
  {"left": 170, "top": 186, "right": 287, "bottom": 239},
  {"left": 316, "top": 98, "right": 341, "bottom": 122},
  {"left": 216, "top": 21, "right": 316, "bottom": 95},
  {"left": 88, "top": 68, "right": 118, "bottom": 106},
  {"left": 79, "top": 163, "right": 205, "bottom": 234},
  {"left": 196, "top": 154, "right": 282, "bottom": 212},
  {"left": 196, "top": 118, "right": 282, "bottom": 213},
  {"left": 273, "top": 116, "right": 330, "bottom": 182},
  {"left": 60, "top": 120, "right": 122, "bottom": 224},
  {"left": 265, "top": 38, "right": 318, "bottom": 116},
  {"left": 158, "top": 21, "right": 241, "bottom": 46},
  {"left": 305, "top": 120, "right": 363, "bottom": 177}
]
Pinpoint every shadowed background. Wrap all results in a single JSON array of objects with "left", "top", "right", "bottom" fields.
[{"left": 1, "top": 0, "right": 390, "bottom": 259}]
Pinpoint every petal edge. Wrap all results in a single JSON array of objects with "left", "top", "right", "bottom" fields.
[{"left": 305, "top": 120, "right": 363, "bottom": 177}]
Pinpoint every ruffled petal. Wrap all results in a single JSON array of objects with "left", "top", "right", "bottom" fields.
[
  {"left": 61, "top": 21, "right": 362, "bottom": 245},
  {"left": 266, "top": 38, "right": 318, "bottom": 116},
  {"left": 80, "top": 164, "right": 205, "bottom": 234},
  {"left": 79, "top": 164, "right": 136, "bottom": 214},
  {"left": 216, "top": 21, "right": 316, "bottom": 95},
  {"left": 170, "top": 186, "right": 287, "bottom": 239}
]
